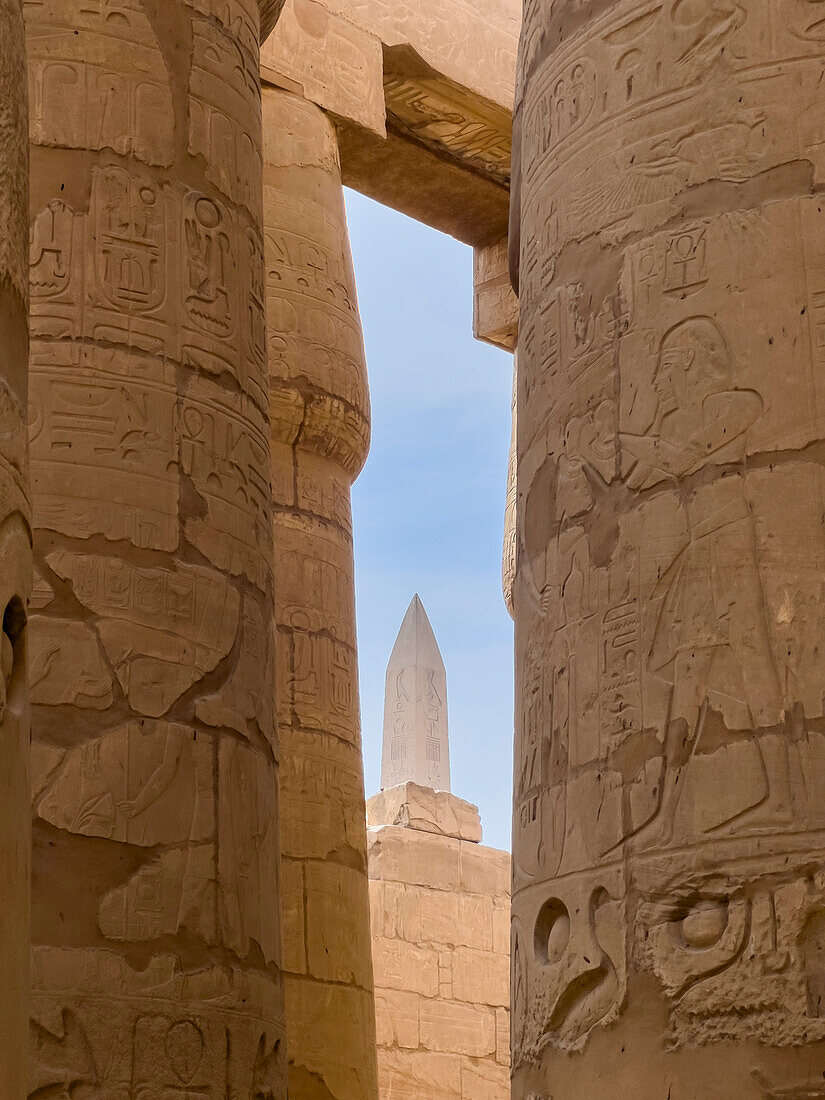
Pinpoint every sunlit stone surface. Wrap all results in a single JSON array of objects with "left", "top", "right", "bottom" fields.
[
  {"left": 24, "top": 1, "right": 285, "bottom": 1093},
  {"left": 511, "top": 1, "right": 825, "bottom": 1095}
]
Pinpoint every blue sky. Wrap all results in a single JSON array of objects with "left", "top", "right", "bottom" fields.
[{"left": 345, "top": 188, "right": 515, "bottom": 853}]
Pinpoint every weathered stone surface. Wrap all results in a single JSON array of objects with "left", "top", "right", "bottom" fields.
[
  {"left": 261, "top": 0, "right": 520, "bottom": 246},
  {"left": 368, "top": 781, "right": 481, "bottom": 841},
  {"left": 369, "top": 823, "right": 510, "bottom": 1098},
  {"left": 260, "top": 0, "right": 386, "bottom": 136},
  {"left": 378, "top": 1049, "right": 462, "bottom": 1100},
  {"left": 381, "top": 596, "right": 450, "bottom": 791},
  {"left": 284, "top": 981, "right": 377, "bottom": 1100},
  {"left": 511, "top": 1, "right": 825, "bottom": 1096},
  {"left": 0, "top": 2, "right": 31, "bottom": 1094},
  {"left": 25, "top": 0, "right": 285, "bottom": 1093},
  {"left": 474, "top": 237, "right": 518, "bottom": 351},
  {"left": 263, "top": 85, "right": 377, "bottom": 1098},
  {"left": 502, "top": 355, "right": 517, "bottom": 618}
]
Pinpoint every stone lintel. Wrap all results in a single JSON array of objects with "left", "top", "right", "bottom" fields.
[
  {"left": 368, "top": 782, "right": 482, "bottom": 843},
  {"left": 260, "top": 0, "right": 516, "bottom": 247}
]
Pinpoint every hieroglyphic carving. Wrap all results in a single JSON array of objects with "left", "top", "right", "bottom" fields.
[
  {"left": 513, "top": 0, "right": 825, "bottom": 1093},
  {"left": 25, "top": 0, "right": 285, "bottom": 1093},
  {"left": 0, "top": 2, "right": 32, "bottom": 1094},
  {"left": 380, "top": 595, "right": 451, "bottom": 792},
  {"left": 263, "top": 86, "right": 377, "bottom": 1096},
  {"left": 383, "top": 57, "right": 512, "bottom": 188}
]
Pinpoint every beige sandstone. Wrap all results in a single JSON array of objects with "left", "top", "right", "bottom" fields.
[
  {"left": 261, "top": 0, "right": 520, "bottom": 245},
  {"left": 368, "top": 813, "right": 510, "bottom": 1100},
  {"left": 369, "top": 600, "right": 509, "bottom": 1100},
  {"left": 25, "top": 0, "right": 286, "bottom": 1093},
  {"left": 0, "top": 0, "right": 529, "bottom": 1090},
  {"left": 367, "top": 781, "right": 482, "bottom": 843},
  {"left": 263, "top": 85, "right": 378, "bottom": 1098},
  {"left": 511, "top": 0, "right": 825, "bottom": 1096},
  {"left": 0, "top": 3, "right": 32, "bottom": 1096}
]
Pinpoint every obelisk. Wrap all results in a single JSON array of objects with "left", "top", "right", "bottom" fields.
[{"left": 381, "top": 595, "right": 450, "bottom": 792}]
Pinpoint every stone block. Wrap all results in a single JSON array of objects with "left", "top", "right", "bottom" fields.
[
  {"left": 419, "top": 889, "right": 494, "bottom": 951},
  {"left": 260, "top": 0, "right": 386, "bottom": 137},
  {"left": 369, "top": 879, "right": 423, "bottom": 943},
  {"left": 461, "top": 1056, "right": 510, "bottom": 1099},
  {"left": 375, "top": 988, "right": 420, "bottom": 1050},
  {"left": 459, "top": 841, "right": 510, "bottom": 896},
  {"left": 496, "top": 1007, "right": 510, "bottom": 1066},
  {"left": 377, "top": 1049, "right": 462, "bottom": 1100},
  {"left": 372, "top": 936, "right": 439, "bottom": 998},
  {"left": 419, "top": 999, "right": 496, "bottom": 1057},
  {"left": 368, "top": 824, "right": 461, "bottom": 890},
  {"left": 492, "top": 897, "right": 509, "bottom": 954},
  {"left": 452, "top": 946, "right": 510, "bottom": 1008},
  {"left": 368, "top": 781, "right": 482, "bottom": 841},
  {"left": 473, "top": 237, "right": 518, "bottom": 351}
]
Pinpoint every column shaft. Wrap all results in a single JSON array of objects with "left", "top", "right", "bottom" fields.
[
  {"left": 262, "top": 86, "right": 378, "bottom": 1100},
  {"left": 25, "top": 1, "right": 285, "bottom": 1093},
  {"left": 0, "top": 1, "right": 32, "bottom": 1095},
  {"left": 513, "top": 2, "right": 825, "bottom": 1095}
]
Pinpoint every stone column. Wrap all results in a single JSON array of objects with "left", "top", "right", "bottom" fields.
[
  {"left": 25, "top": 1, "right": 285, "bottom": 1094},
  {"left": 262, "top": 87, "right": 377, "bottom": 1099},
  {"left": 0, "top": 3, "right": 32, "bottom": 1096},
  {"left": 512, "top": 4, "right": 825, "bottom": 1096}
]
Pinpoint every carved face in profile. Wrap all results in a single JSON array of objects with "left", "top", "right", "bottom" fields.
[
  {"left": 515, "top": 870, "right": 626, "bottom": 1057},
  {"left": 652, "top": 317, "right": 732, "bottom": 415}
]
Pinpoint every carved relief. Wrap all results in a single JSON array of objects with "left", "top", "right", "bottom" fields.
[
  {"left": 513, "top": 0, "right": 825, "bottom": 1090},
  {"left": 25, "top": 0, "right": 283, "bottom": 1093}
]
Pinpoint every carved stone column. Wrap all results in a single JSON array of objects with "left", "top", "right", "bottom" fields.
[
  {"left": 262, "top": 87, "right": 377, "bottom": 1099},
  {"left": 25, "top": 1, "right": 285, "bottom": 1094},
  {"left": 0, "top": 3, "right": 32, "bottom": 1096},
  {"left": 512, "top": 3, "right": 825, "bottom": 1096}
]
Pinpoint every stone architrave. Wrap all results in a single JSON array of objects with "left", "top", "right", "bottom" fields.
[
  {"left": 511, "top": 2, "right": 825, "bottom": 1096},
  {"left": 263, "top": 86, "right": 378, "bottom": 1098},
  {"left": 0, "top": 2, "right": 32, "bottom": 1095},
  {"left": 25, "top": 1, "right": 286, "bottom": 1094},
  {"left": 381, "top": 595, "right": 450, "bottom": 792}
]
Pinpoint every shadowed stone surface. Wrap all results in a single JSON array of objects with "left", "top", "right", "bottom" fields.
[{"left": 0, "top": 2, "right": 32, "bottom": 1095}]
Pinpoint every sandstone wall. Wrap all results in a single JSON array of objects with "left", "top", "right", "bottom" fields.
[
  {"left": 368, "top": 785, "right": 510, "bottom": 1100},
  {"left": 25, "top": 1, "right": 286, "bottom": 1093},
  {"left": 263, "top": 86, "right": 378, "bottom": 1098},
  {"left": 512, "top": 0, "right": 825, "bottom": 1095},
  {"left": 0, "top": 2, "right": 32, "bottom": 1095}
]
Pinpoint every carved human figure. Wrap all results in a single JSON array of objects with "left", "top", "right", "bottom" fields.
[
  {"left": 512, "top": 0, "right": 825, "bottom": 1093},
  {"left": 624, "top": 320, "right": 789, "bottom": 842}
]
